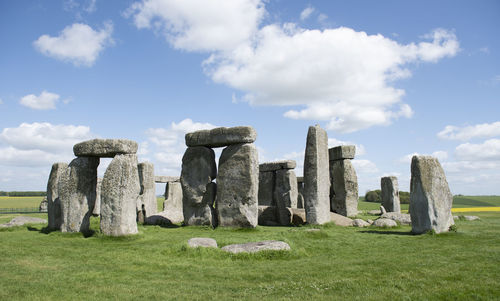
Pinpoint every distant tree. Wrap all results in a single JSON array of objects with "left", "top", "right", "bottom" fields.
[
  {"left": 365, "top": 190, "right": 381, "bottom": 202},
  {"left": 6, "top": 191, "right": 46, "bottom": 197},
  {"left": 399, "top": 191, "right": 410, "bottom": 204}
]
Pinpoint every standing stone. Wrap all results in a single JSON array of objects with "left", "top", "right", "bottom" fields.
[
  {"left": 100, "top": 154, "right": 140, "bottom": 236},
  {"left": 92, "top": 178, "right": 102, "bottom": 216},
  {"left": 274, "top": 169, "right": 298, "bottom": 225},
  {"left": 258, "top": 171, "right": 275, "bottom": 206},
  {"left": 330, "top": 159, "right": 358, "bottom": 217},
  {"left": 410, "top": 156, "right": 454, "bottom": 234},
  {"left": 181, "top": 147, "right": 217, "bottom": 226},
  {"left": 59, "top": 157, "right": 99, "bottom": 233},
  {"left": 297, "top": 177, "right": 304, "bottom": 209},
  {"left": 161, "top": 181, "right": 184, "bottom": 223},
  {"left": 381, "top": 176, "right": 401, "bottom": 213},
  {"left": 47, "top": 162, "right": 68, "bottom": 230},
  {"left": 216, "top": 143, "right": 259, "bottom": 228},
  {"left": 138, "top": 162, "right": 157, "bottom": 218},
  {"left": 303, "top": 125, "right": 331, "bottom": 225}
]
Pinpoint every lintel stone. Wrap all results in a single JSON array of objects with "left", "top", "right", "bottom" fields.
[
  {"left": 328, "top": 145, "right": 356, "bottom": 161},
  {"left": 259, "top": 160, "right": 296, "bottom": 172},
  {"left": 185, "top": 126, "right": 257, "bottom": 148},
  {"left": 73, "top": 139, "right": 138, "bottom": 157}
]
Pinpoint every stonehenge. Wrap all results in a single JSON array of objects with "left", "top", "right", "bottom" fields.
[
  {"left": 381, "top": 176, "right": 401, "bottom": 213},
  {"left": 47, "top": 162, "right": 68, "bottom": 230},
  {"left": 329, "top": 145, "right": 358, "bottom": 217}
]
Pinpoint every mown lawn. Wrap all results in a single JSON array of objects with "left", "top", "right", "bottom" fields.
[{"left": 1, "top": 211, "right": 499, "bottom": 300}]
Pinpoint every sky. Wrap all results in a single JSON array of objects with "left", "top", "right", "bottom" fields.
[{"left": 1, "top": 0, "right": 499, "bottom": 195}]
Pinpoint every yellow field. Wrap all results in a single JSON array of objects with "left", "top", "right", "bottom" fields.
[{"left": 451, "top": 207, "right": 500, "bottom": 213}]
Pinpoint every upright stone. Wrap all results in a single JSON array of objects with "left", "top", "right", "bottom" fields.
[
  {"left": 59, "top": 157, "right": 99, "bottom": 233},
  {"left": 138, "top": 162, "right": 157, "bottom": 218},
  {"left": 303, "top": 125, "right": 331, "bottom": 224},
  {"left": 330, "top": 159, "right": 358, "bottom": 217},
  {"left": 100, "top": 154, "right": 140, "bottom": 236},
  {"left": 47, "top": 162, "right": 68, "bottom": 230},
  {"left": 381, "top": 176, "right": 401, "bottom": 213},
  {"left": 92, "top": 178, "right": 102, "bottom": 216},
  {"left": 181, "top": 147, "right": 217, "bottom": 226},
  {"left": 275, "top": 169, "right": 298, "bottom": 225},
  {"left": 162, "top": 181, "right": 184, "bottom": 224},
  {"left": 217, "top": 143, "right": 259, "bottom": 227},
  {"left": 258, "top": 171, "right": 275, "bottom": 206},
  {"left": 185, "top": 126, "right": 257, "bottom": 148},
  {"left": 297, "top": 177, "right": 304, "bottom": 209},
  {"left": 410, "top": 156, "right": 454, "bottom": 234}
]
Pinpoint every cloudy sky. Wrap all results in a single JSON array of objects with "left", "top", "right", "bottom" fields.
[{"left": 1, "top": 0, "right": 499, "bottom": 195}]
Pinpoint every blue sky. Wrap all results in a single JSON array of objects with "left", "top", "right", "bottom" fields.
[{"left": 1, "top": 0, "right": 499, "bottom": 195}]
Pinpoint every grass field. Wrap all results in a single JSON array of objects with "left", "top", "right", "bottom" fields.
[{"left": 1, "top": 211, "right": 499, "bottom": 300}]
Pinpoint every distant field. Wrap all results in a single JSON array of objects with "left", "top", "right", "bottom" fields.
[
  {"left": 0, "top": 196, "right": 44, "bottom": 208},
  {"left": 452, "top": 195, "right": 500, "bottom": 208}
]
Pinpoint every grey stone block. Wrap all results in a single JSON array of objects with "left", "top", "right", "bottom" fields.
[
  {"left": 259, "top": 160, "right": 296, "bottom": 172},
  {"left": 47, "top": 162, "right": 68, "bottom": 230},
  {"left": 381, "top": 176, "right": 401, "bottom": 213},
  {"left": 73, "top": 139, "right": 138, "bottom": 157},
  {"left": 328, "top": 145, "right": 356, "bottom": 161},
  {"left": 185, "top": 126, "right": 257, "bottom": 148}
]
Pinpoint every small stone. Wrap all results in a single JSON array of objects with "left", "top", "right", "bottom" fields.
[
  {"left": 185, "top": 126, "right": 257, "bottom": 148},
  {"left": 352, "top": 219, "right": 370, "bottom": 227},
  {"left": 259, "top": 160, "right": 296, "bottom": 172},
  {"left": 328, "top": 145, "right": 356, "bottom": 161},
  {"left": 305, "top": 228, "right": 320, "bottom": 232},
  {"left": 154, "top": 176, "right": 180, "bottom": 183},
  {"left": 39, "top": 198, "right": 48, "bottom": 213},
  {"left": 373, "top": 218, "right": 397, "bottom": 228},
  {"left": 367, "top": 219, "right": 374, "bottom": 225},
  {"left": 330, "top": 212, "right": 354, "bottom": 227},
  {"left": 73, "top": 139, "right": 138, "bottom": 157},
  {"left": 462, "top": 215, "right": 480, "bottom": 221},
  {"left": 221, "top": 240, "right": 290, "bottom": 254},
  {"left": 188, "top": 237, "right": 218, "bottom": 248},
  {"left": 367, "top": 210, "right": 381, "bottom": 215},
  {"left": 0, "top": 216, "right": 47, "bottom": 228},
  {"left": 453, "top": 215, "right": 459, "bottom": 220},
  {"left": 381, "top": 212, "right": 411, "bottom": 225}
]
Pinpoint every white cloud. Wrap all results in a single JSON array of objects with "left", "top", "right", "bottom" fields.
[
  {"left": 438, "top": 121, "right": 500, "bottom": 141},
  {"left": 443, "top": 160, "right": 500, "bottom": 173},
  {"left": 352, "top": 159, "right": 378, "bottom": 173},
  {"left": 300, "top": 6, "right": 315, "bottom": 21},
  {"left": 317, "top": 13, "right": 328, "bottom": 23},
  {"left": 432, "top": 150, "right": 448, "bottom": 161},
  {"left": 0, "top": 98, "right": 3, "bottom": 104},
  {"left": 126, "top": 0, "right": 265, "bottom": 52},
  {"left": 455, "top": 139, "right": 500, "bottom": 161},
  {"left": 33, "top": 22, "right": 113, "bottom": 67},
  {"left": 328, "top": 138, "right": 366, "bottom": 156},
  {"left": 19, "top": 91, "right": 59, "bottom": 110},
  {"left": 399, "top": 151, "right": 447, "bottom": 164}
]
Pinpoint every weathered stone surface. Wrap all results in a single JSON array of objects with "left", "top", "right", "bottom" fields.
[
  {"left": 380, "top": 205, "right": 387, "bottom": 215},
  {"left": 367, "top": 210, "right": 381, "bottom": 216},
  {"left": 291, "top": 208, "right": 306, "bottom": 225},
  {"left": 462, "top": 215, "right": 480, "bottom": 221},
  {"left": 297, "top": 192, "right": 304, "bottom": 209},
  {"left": 47, "top": 162, "right": 68, "bottom": 230},
  {"left": 59, "top": 157, "right": 99, "bottom": 233},
  {"left": 138, "top": 162, "right": 157, "bottom": 218},
  {"left": 297, "top": 178, "right": 304, "bottom": 209},
  {"left": 39, "top": 198, "right": 48, "bottom": 212},
  {"left": 221, "top": 240, "right": 290, "bottom": 254},
  {"left": 162, "top": 181, "right": 184, "bottom": 224},
  {"left": 181, "top": 147, "right": 217, "bottom": 226},
  {"left": 0, "top": 216, "right": 47, "bottom": 228},
  {"left": 329, "top": 145, "right": 356, "bottom": 161},
  {"left": 155, "top": 176, "right": 180, "bottom": 183},
  {"left": 100, "top": 154, "right": 140, "bottom": 236},
  {"left": 410, "top": 156, "right": 454, "bottom": 234},
  {"left": 330, "top": 212, "right": 354, "bottom": 227},
  {"left": 303, "top": 125, "right": 331, "bottom": 225},
  {"left": 259, "top": 160, "right": 296, "bottom": 172},
  {"left": 185, "top": 126, "right": 257, "bottom": 148},
  {"left": 73, "top": 139, "right": 138, "bottom": 157},
  {"left": 274, "top": 169, "right": 298, "bottom": 209},
  {"left": 92, "top": 178, "right": 102, "bottom": 216},
  {"left": 373, "top": 218, "right": 397, "bottom": 228},
  {"left": 352, "top": 219, "right": 370, "bottom": 227},
  {"left": 258, "top": 206, "right": 278, "bottom": 226},
  {"left": 381, "top": 212, "right": 411, "bottom": 225},
  {"left": 367, "top": 219, "right": 374, "bottom": 225},
  {"left": 216, "top": 143, "right": 259, "bottom": 228},
  {"left": 330, "top": 159, "right": 358, "bottom": 217},
  {"left": 258, "top": 171, "right": 275, "bottom": 206},
  {"left": 381, "top": 176, "right": 401, "bottom": 213},
  {"left": 188, "top": 237, "right": 218, "bottom": 248}
]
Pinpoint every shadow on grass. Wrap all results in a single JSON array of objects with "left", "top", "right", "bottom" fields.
[
  {"left": 30, "top": 226, "right": 96, "bottom": 238},
  {"left": 360, "top": 230, "right": 413, "bottom": 236}
]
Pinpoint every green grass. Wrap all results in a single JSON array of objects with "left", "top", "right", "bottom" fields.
[
  {"left": 453, "top": 195, "right": 500, "bottom": 208},
  {"left": 1, "top": 212, "right": 499, "bottom": 300},
  {"left": 0, "top": 196, "right": 44, "bottom": 208}
]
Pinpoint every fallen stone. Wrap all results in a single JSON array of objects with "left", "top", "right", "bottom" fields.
[
  {"left": 330, "top": 159, "right": 358, "bottom": 217},
  {"left": 92, "top": 178, "right": 102, "bottom": 216},
  {"left": 367, "top": 210, "right": 381, "bottom": 215},
  {"left": 291, "top": 208, "right": 306, "bottom": 225},
  {"left": 162, "top": 181, "right": 184, "bottom": 224},
  {"left": 367, "top": 219, "right": 374, "bottom": 225},
  {"left": 100, "top": 154, "right": 140, "bottom": 236},
  {"left": 259, "top": 160, "right": 296, "bottom": 172},
  {"left": 59, "top": 157, "right": 99, "bottom": 233},
  {"left": 258, "top": 171, "right": 275, "bottom": 206},
  {"left": 138, "top": 162, "right": 157, "bottom": 218},
  {"left": 381, "top": 176, "right": 401, "bottom": 213},
  {"left": 73, "top": 139, "right": 138, "bottom": 157},
  {"left": 410, "top": 155, "right": 454, "bottom": 234},
  {"left": 47, "top": 162, "right": 68, "bottom": 230},
  {"left": 303, "top": 125, "right": 331, "bottom": 225},
  {"left": 462, "top": 215, "right": 480, "bottom": 221},
  {"left": 181, "top": 147, "right": 217, "bottom": 226},
  {"left": 188, "top": 237, "right": 218, "bottom": 248},
  {"left": 328, "top": 145, "right": 356, "bottom": 161},
  {"left": 352, "top": 219, "right": 370, "bottom": 227},
  {"left": 155, "top": 176, "right": 180, "bottom": 183},
  {"left": 185, "top": 126, "right": 257, "bottom": 148},
  {"left": 381, "top": 212, "right": 411, "bottom": 225},
  {"left": 216, "top": 143, "right": 259, "bottom": 228},
  {"left": 221, "top": 240, "right": 290, "bottom": 254},
  {"left": 330, "top": 212, "right": 354, "bottom": 227},
  {"left": 0, "top": 216, "right": 47, "bottom": 228},
  {"left": 305, "top": 228, "right": 321, "bottom": 232},
  {"left": 144, "top": 213, "right": 177, "bottom": 226},
  {"left": 373, "top": 218, "right": 397, "bottom": 228},
  {"left": 258, "top": 206, "right": 278, "bottom": 226}
]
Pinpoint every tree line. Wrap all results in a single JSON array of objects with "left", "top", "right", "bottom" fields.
[
  {"left": 0, "top": 191, "right": 46, "bottom": 197},
  {"left": 364, "top": 190, "right": 410, "bottom": 204}
]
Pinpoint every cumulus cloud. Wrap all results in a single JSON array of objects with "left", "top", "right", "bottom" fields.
[
  {"left": 328, "top": 138, "right": 366, "bottom": 156},
  {"left": 455, "top": 139, "right": 500, "bottom": 161},
  {"left": 437, "top": 121, "right": 500, "bottom": 141},
  {"left": 33, "top": 22, "right": 113, "bottom": 66},
  {"left": 126, "top": 0, "right": 265, "bottom": 52},
  {"left": 300, "top": 6, "right": 315, "bottom": 21},
  {"left": 19, "top": 91, "right": 59, "bottom": 110},
  {"left": 352, "top": 159, "right": 378, "bottom": 173},
  {"left": 399, "top": 150, "right": 448, "bottom": 164}
]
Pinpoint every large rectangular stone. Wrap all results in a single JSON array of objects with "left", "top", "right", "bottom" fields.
[
  {"left": 259, "top": 160, "right": 296, "bottom": 172},
  {"left": 154, "top": 176, "right": 180, "bottom": 183},
  {"left": 73, "top": 139, "right": 138, "bottom": 157},
  {"left": 329, "top": 145, "right": 356, "bottom": 161},
  {"left": 330, "top": 159, "right": 358, "bottom": 217},
  {"left": 258, "top": 171, "right": 275, "bottom": 206},
  {"left": 185, "top": 126, "right": 257, "bottom": 148}
]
